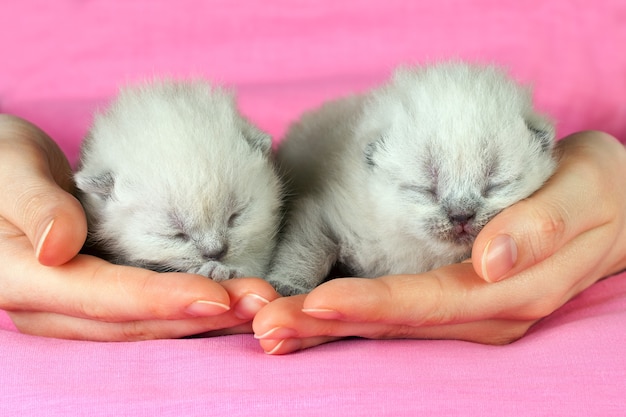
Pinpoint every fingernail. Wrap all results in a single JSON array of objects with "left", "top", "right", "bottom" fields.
[
  {"left": 254, "top": 326, "right": 298, "bottom": 340},
  {"left": 35, "top": 219, "right": 55, "bottom": 261},
  {"left": 265, "top": 338, "right": 302, "bottom": 355},
  {"left": 233, "top": 293, "right": 270, "bottom": 320},
  {"left": 185, "top": 300, "right": 230, "bottom": 317},
  {"left": 301, "top": 308, "right": 343, "bottom": 320},
  {"left": 481, "top": 234, "right": 517, "bottom": 282}
]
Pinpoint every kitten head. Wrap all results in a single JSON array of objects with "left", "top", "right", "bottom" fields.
[
  {"left": 360, "top": 62, "right": 556, "bottom": 255},
  {"left": 75, "top": 80, "right": 282, "bottom": 279}
]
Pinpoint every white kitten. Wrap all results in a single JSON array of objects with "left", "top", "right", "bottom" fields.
[
  {"left": 75, "top": 80, "right": 282, "bottom": 281},
  {"left": 267, "top": 62, "right": 557, "bottom": 295}
]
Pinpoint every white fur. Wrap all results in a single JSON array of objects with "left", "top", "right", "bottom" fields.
[
  {"left": 75, "top": 80, "right": 282, "bottom": 281},
  {"left": 267, "top": 62, "right": 557, "bottom": 295}
]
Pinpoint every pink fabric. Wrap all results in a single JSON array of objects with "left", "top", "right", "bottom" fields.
[{"left": 1, "top": 1, "right": 625, "bottom": 415}]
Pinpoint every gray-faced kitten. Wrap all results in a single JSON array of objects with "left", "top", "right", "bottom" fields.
[
  {"left": 75, "top": 80, "right": 282, "bottom": 281},
  {"left": 266, "top": 62, "right": 557, "bottom": 296}
]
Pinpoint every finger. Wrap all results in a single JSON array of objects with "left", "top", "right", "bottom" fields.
[
  {"left": 254, "top": 294, "right": 535, "bottom": 354},
  {"left": 301, "top": 266, "right": 508, "bottom": 327},
  {"left": 7, "top": 278, "right": 280, "bottom": 341},
  {"left": 254, "top": 291, "right": 518, "bottom": 341},
  {"left": 220, "top": 277, "right": 281, "bottom": 320},
  {"left": 253, "top": 295, "right": 342, "bottom": 354},
  {"left": 1, "top": 247, "right": 234, "bottom": 322},
  {"left": 0, "top": 115, "right": 86, "bottom": 265},
  {"left": 472, "top": 131, "right": 622, "bottom": 282},
  {"left": 258, "top": 320, "right": 534, "bottom": 355},
  {"left": 254, "top": 295, "right": 341, "bottom": 338},
  {"left": 8, "top": 310, "right": 251, "bottom": 341}
]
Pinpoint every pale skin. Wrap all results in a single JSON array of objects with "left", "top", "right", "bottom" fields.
[{"left": 1, "top": 115, "right": 625, "bottom": 352}]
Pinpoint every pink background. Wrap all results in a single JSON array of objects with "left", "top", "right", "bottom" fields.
[{"left": 1, "top": 1, "right": 625, "bottom": 415}]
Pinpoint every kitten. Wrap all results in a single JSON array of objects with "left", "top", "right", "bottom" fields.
[
  {"left": 267, "top": 62, "right": 557, "bottom": 295},
  {"left": 75, "top": 80, "right": 282, "bottom": 281}
]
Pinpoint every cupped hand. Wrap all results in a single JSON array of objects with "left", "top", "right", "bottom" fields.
[
  {"left": 253, "top": 131, "right": 626, "bottom": 354},
  {"left": 0, "top": 115, "right": 279, "bottom": 341}
]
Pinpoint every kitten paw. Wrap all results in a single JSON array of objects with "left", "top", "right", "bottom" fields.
[{"left": 188, "top": 262, "right": 243, "bottom": 282}]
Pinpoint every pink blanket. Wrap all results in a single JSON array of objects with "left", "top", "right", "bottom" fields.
[{"left": 1, "top": 1, "right": 625, "bottom": 415}]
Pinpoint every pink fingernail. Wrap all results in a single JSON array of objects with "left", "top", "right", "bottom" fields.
[
  {"left": 185, "top": 300, "right": 230, "bottom": 317},
  {"left": 254, "top": 326, "right": 298, "bottom": 340},
  {"left": 233, "top": 293, "right": 270, "bottom": 320},
  {"left": 35, "top": 219, "right": 54, "bottom": 261},
  {"left": 481, "top": 235, "right": 517, "bottom": 282}
]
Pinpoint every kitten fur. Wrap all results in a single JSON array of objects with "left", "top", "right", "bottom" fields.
[
  {"left": 75, "top": 80, "right": 282, "bottom": 281},
  {"left": 267, "top": 62, "right": 557, "bottom": 296}
]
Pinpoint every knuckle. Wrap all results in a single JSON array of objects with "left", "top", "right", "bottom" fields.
[
  {"left": 132, "top": 272, "right": 173, "bottom": 318},
  {"left": 522, "top": 201, "right": 568, "bottom": 264},
  {"left": 75, "top": 264, "right": 116, "bottom": 320},
  {"left": 120, "top": 321, "right": 156, "bottom": 341},
  {"left": 75, "top": 299, "right": 111, "bottom": 321},
  {"left": 536, "top": 208, "right": 567, "bottom": 237},
  {"left": 78, "top": 264, "right": 168, "bottom": 322},
  {"left": 399, "top": 274, "right": 451, "bottom": 326},
  {"left": 13, "top": 187, "right": 47, "bottom": 227},
  {"left": 12, "top": 185, "right": 66, "bottom": 238}
]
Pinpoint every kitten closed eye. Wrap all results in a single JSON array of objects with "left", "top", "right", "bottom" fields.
[
  {"left": 400, "top": 183, "right": 438, "bottom": 201},
  {"left": 173, "top": 232, "right": 191, "bottom": 241},
  {"left": 482, "top": 177, "right": 520, "bottom": 197},
  {"left": 228, "top": 211, "right": 242, "bottom": 227}
]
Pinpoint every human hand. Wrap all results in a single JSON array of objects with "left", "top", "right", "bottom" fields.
[
  {"left": 0, "top": 115, "right": 279, "bottom": 341},
  {"left": 253, "top": 131, "right": 626, "bottom": 354}
]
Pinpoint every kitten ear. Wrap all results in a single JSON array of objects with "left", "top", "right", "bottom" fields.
[
  {"left": 525, "top": 115, "right": 555, "bottom": 153},
  {"left": 74, "top": 171, "right": 115, "bottom": 199},
  {"left": 240, "top": 121, "right": 273, "bottom": 156},
  {"left": 364, "top": 137, "right": 386, "bottom": 168}
]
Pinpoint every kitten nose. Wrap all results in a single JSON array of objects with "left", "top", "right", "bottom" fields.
[
  {"left": 448, "top": 210, "right": 475, "bottom": 226},
  {"left": 202, "top": 244, "right": 228, "bottom": 261}
]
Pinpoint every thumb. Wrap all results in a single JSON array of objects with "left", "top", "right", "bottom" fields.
[
  {"left": 0, "top": 115, "right": 87, "bottom": 266},
  {"left": 471, "top": 131, "right": 616, "bottom": 282},
  {"left": 471, "top": 197, "right": 568, "bottom": 283}
]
